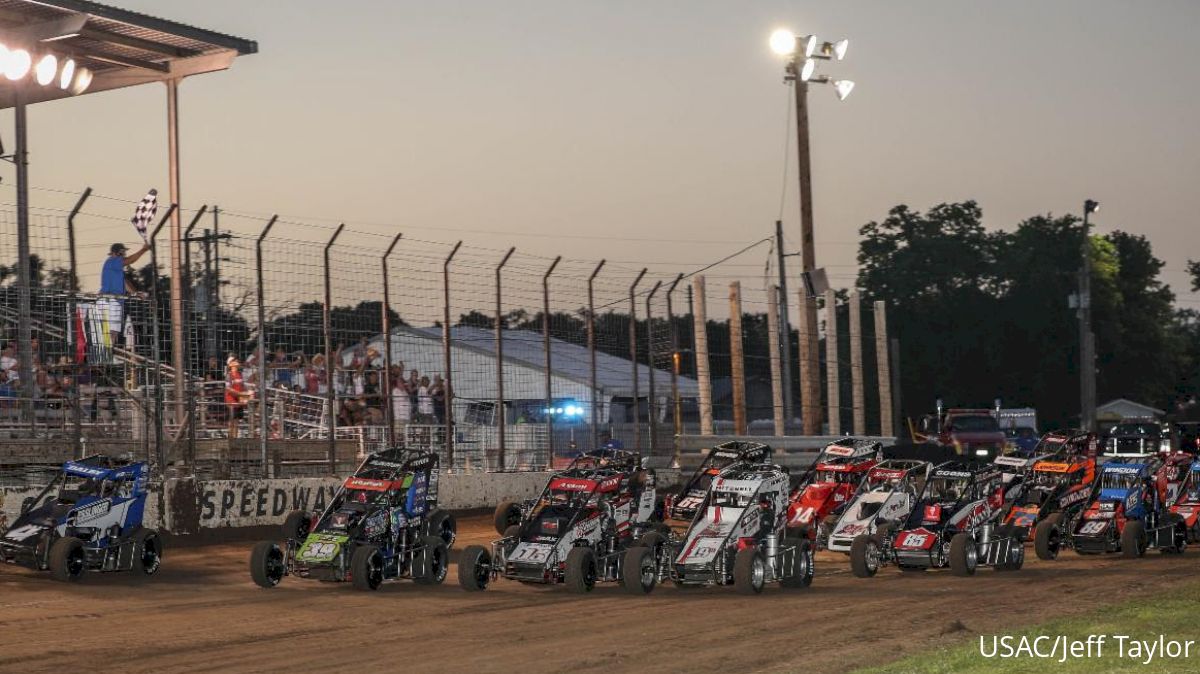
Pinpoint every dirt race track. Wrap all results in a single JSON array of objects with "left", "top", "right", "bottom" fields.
[{"left": 2, "top": 512, "right": 1197, "bottom": 674}]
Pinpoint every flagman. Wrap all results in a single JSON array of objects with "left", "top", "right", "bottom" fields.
[{"left": 99, "top": 241, "right": 149, "bottom": 346}]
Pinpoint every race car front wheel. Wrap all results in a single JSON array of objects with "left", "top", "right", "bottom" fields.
[
  {"left": 250, "top": 541, "right": 287, "bottom": 588},
  {"left": 1034, "top": 513, "right": 1062, "bottom": 561},
  {"left": 48, "top": 537, "right": 86, "bottom": 582},
  {"left": 949, "top": 533, "right": 977, "bottom": 577},
  {"left": 621, "top": 546, "right": 656, "bottom": 595},
  {"left": 565, "top": 547, "right": 597, "bottom": 593},
  {"left": 132, "top": 528, "right": 162, "bottom": 576},
  {"left": 780, "top": 538, "right": 814, "bottom": 588},
  {"left": 1120, "top": 521, "right": 1147, "bottom": 559},
  {"left": 351, "top": 545, "right": 385, "bottom": 591},
  {"left": 493, "top": 501, "right": 522, "bottom": 535},
  {"left": 849, "top": 535, "right": 880, "bottom": 578},
  {"left": 457, "top": 545, "right": 491, "bottom": 591},
  {"left": 734, "top": 546, "right": 766, "bottom": 595}
]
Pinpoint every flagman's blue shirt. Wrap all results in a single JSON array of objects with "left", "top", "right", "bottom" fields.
[{"left": 101, "top": 256, "right": 126, "bottom": 294}]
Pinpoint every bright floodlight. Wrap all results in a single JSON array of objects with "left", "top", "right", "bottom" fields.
[
  {"left": 833, "top": 39, "right": 849, "bottom": 60},
  {"left": 4, "top": 48, "right": 31, "bottom": 81},
  {"left": 803, "top": 35, "right": 819, "bottom": 58},
  {"left": 1085, "top": 199, "right": 1100, "bottom": 214},
  {"left": 70, "top": 66, "right": 93, "bottom": 95},
  {"left": 769, "top": 29, "right": 797, "bottom": 56},
  {"left": 833, "top": 79, "right": 855, "bottom": 101},
  {"left": 34, "top": 53, "right": 57, "bottom": 86},
  {"left": 59, "top": 58, "right": 75, "bottom": 89},
  {"left": 800, "top": 58, "right": 817, "bottom": 82}
]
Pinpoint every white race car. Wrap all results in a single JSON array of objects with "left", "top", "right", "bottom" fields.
[{"left": 826, "top": 459, "right": 929, "bottom": 553}]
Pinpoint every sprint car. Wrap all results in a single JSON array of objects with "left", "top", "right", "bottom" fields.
[
  {"left": 0, "top": 455, "right": 161, "bottom": 582},
  {"left": 649, "top": 461, "right": 812, "bottom": 594},
  {"left": 660, "top": 440, "right": 772, "bottom": 523},
  {"left": 1168, "top": 458, "right": 1200, "bottom": 542},
  {"left": 459, "top": 448, "right": 659, "bottom": 593},
  {"left": 1000, "top": 445, "right": 1099, "bottom": 560},
  {"left": 825, "top": 458, "right": 931, "bottom": 554},
  {"left": 850, "top": 461, "right": 1024, "bottom": 576},
  {"left": 249, "top": 448, "right": 456, "bottom": 590},
  {"left": 786, "top": 438, "right": 882, "bottom": 545},
  {"left": 1069, "top": 459, "right": 1186, "bottom": 557}
]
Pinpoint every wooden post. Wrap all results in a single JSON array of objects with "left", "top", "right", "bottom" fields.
[
  {"left": 766, "top": 284, "right": 785, "bottom": 436},
  {"left": 729, "top": 281, "right": 747, "bottom": 436},
  {"left": 797, "top": 291, "right": 818, "bottom": 434},
  {"left": 874, "top": 301, "right": 893, "bottom": 437},
  {"left": 848, "top": 292, "right": 865, "bottom": 435},
  {"left": 692, "top": 276, "right": 713, "bottom": 436},
  {"left": 824, "top": 289, "right": 840, "bottom": 436}
]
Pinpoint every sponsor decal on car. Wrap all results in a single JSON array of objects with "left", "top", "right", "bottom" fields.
[
  {"left": 71, "top": 499, "right": 112, "bottom": 524},
  {"left": 823, "top": 445, "right": 857, "bottom": 457},
  {"left": 296, "top": 533, "right": 350, "bottom": 564},
  {"left": 1103, "top": 466, "right": 1143, "bottom": 475},
  {"left": 896, "top": 528, "right": 937, "bottom": 550}
]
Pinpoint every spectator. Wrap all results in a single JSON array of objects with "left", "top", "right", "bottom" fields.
[
  {"left": 225, "top": 357, "right": 250, "bottom": 438},
  {"left": 417, "top": 376, "right": 433, "bottom": 422},
  {"left": 431, "top": 374, "right": 448, "bottom": 424},
  {"left": 98, "top": 241, "right": 149, "bottom": 346},
  {"left": 271, "top": 347, "right": 299, "bottom": 388},
  {"left": 407, "top": 368, "right": 420, "bottom": 410},
  {"left": 392, "top": 373, "right": 412, "bottom": 426},
  {"left": 309, "top": 354, "right": 327, "bottom": 395}
]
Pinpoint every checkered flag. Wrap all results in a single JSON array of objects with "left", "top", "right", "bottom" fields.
[{"left": 131, "top": 188, "right": 158, "bottom": 241}]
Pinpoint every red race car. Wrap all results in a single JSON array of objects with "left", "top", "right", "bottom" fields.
[{"left": 786, "top": 438, "right": 882, "bottom": 547}]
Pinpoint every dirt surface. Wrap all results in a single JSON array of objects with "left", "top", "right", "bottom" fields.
[{"left": 1, "top": 514, "right": 1195, "bottom": 674}]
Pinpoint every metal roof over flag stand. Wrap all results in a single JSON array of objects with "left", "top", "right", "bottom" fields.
[{"left": 0, "top": 1, "right": 256, "bottom": 466}]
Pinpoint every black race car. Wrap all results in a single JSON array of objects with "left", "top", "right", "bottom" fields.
[
  {"left": 661, "top": 440, "right": 772, "bottom": 522},
  {"left": 249, "top": 448, "right": 456, "bottom": 591}
]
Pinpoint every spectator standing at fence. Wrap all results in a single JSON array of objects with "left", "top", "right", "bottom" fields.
[
  {"left": 225, "top": 357, "right": 250, "bottom": 438},
  {"left": 417, "top": 375, "right": 433, "bottom": 422},
  {"left": 408, "top": 369, "right": 420, "bottom": 410},
  {"left": 392, "top": 373, "right": 412, "bottom": 427},
  {"left": 309, "top": 354, "right": 327, "bottom": 395},
  {"left": 98, "top": 242, "right": 149, "bottom": 347},
  {"left": 431, "top": 374, "right": 448, "bottom": 424}
]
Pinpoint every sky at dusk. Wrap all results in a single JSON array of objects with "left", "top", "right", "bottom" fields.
[{"left": 2, "top": 0, "right": 1197, "bottom": 317}]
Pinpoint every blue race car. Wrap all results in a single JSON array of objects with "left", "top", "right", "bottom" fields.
[
  {"left": 1070, "top": 460, "right": 1187, "bottom": 556},
  {"left": 0, "top": 455, "right": 161, "bottom": 581}
]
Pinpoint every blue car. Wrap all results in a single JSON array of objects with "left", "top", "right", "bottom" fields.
[
  {"left": 0, "top": 455, "right": 161, "bottom": 581},
  {"left": 1070, "top": 461, "right": 1186, "bottom": 556}
]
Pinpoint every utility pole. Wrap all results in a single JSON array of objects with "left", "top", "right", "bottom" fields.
[
  {"left": 794, "top": 77, "right": 821, "bottom": 435},
  {"left": 1078, "top": 199, "right": 1100, "bottom": 432},
  {"left": 774, "top": 220, "right": 794, "bottom": 426}
]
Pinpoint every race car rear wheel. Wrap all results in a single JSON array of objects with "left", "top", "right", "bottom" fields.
[
  {"left": 733, "top": 546, "right": 766, "bottom": 595},
  {"left": 281, "top": 510, "right": 311, "bottom": 542},
  {"left": 426, "top": 509, "right": 457, "bottom": 548},
  {"left": 132, "top": 528, "right": 162, "bottom": 576},
  {"left": 48, "top": 536, "right": 86, "bottom": 582},
  {"left": 621, "top": 546, "right": 656, "bottom": 595},
  {"left": 994, "top": 530, "right": 1024, "bottom": 572},
  {"left": 949, "top": 533, "right": 977, "bottom": 577},
  {"left": 457, "top": 545, "right": 491, "bottom": 591},
  {"left": 351, "top": 545, "right": 385, "bottom": 591},
  {"left": 849, "top": 534, "right": 880, "bottom": 578},
  {"left": 493, "top": 501, "right": 522, "bottom": 535},
  {"left": 1120, "top": 520, "right": 1147, "bottom": 558},
  {"left": 415, "top": 536, "right": 450, "bottom": 585},
  {"left": 637, "top": 531, "right": 666, "bottom": 565},
  {"left": 250, "top": 541, "right": 286, "bottom": 588},
  {"left": 565, "top": 547, "right": 597, "bottom": 593},
  {"left": 780, "top": 537, "right": 814, "bottom": 588},
  {"left": 1034, "top": 513, "right": 1062, "bottom": 561}
]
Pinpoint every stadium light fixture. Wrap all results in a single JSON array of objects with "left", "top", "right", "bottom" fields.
[
  {"left": 833, "top": 79, "right": 855, "bottom": 100},
  {"left": 1085, "top": 199, "right": 1099, "bottom": 214},
  {"left": 4, "top": 47, "right": 31, "bottom": 81},
  {"left": 769, "top": 29, "right": 796, "bottom": 56},
  {"left": 58, "top": 58, "right": 75, "bottom": 90},
  {"left": 803, "top": 34, "right": 819, "bottom": 58},
  {"left": 800, "top": 58, "right": 817, "bottom": 82},
  {"left": 830, "top": 39, "right": 849, "bottom": 60},
  {"left": 69, "top": 66, "right": 92, "bottom": 95},
  {"left": 34, "top": 53, "right": 57, "bottom": 86}
]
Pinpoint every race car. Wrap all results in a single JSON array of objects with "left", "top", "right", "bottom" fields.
[
  {"left": 660, "top": 440, "right": 772, "bottom": 523},
  {"left": 999, "top": 446, "right": 1099, "bottom": 560},
  {"left": 458, "top": 448, "right": 658, "bottom": 593},
  {"left": 1167, "top": 458, "right": 1200, "bottom": 542},
  {"left": 249, "top": 448, "right": 456, "bottom": 590},
  {"left": 655, "top": 461, "right": 813, "bottom": 594},
  {"left": 0, "top": 455, "right": 161, "bottom": 582},
  {"left": 849, "top": 461, "right": 1024, "bottom": 577},
  {"left": 825, "top": 459, "right": 930, "bottom": 554},
  {"left": 786, "top": 438, "right": 882, "bottom": 545},
  {"left": 490, "top": 447, "right": 652, "bottom": 534},
  {"left": 1069, "top": 459, "right": 1187, "bottom": 557}
]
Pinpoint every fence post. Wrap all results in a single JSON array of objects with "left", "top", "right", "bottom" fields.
[
  {"left": 692, "top": 276, "right": 713, "bottom": 436},
  {"left": 323, "top": 223, "right": 345, "bottom": 474},
  {"left": 493, "top": 247, "right": 516, "bottom": 469},
  {"left": 381, "top": 233, "right": 403, "bottom": 448},
  {"left": 629, "top": 268, "right": 647, "bottom": 450},
  {"left": 442, "top": 241, "right": 463, "bottom": 468},
  {"left": 542, "top": 256, "right": 562, "bottom": 466},
  {"left": 824, "top": 289, "right": 840, "bottom": 436},
  {"left": 645, "top": 280, "right": 663, "bottom": 457},
  {"left": 66, "top": 188, "right": 92, "bottom": 459},
  {"left": 256, "top": 216, "right": 279, "bottom": 476},
  {"left": 729, "top": 281, "right": 747, "bottom": 436},
  {"left": 874, "top": 300, "right": 893, "bottom": 438},
  {"left": 666, "top": 273, "right": 684, "bottom": 463},
  {"left": 848, "top": 291, "right": 865, "bottom": 435},
  {"left": 148, "top": 204, "right": 177, "bottom": 472},
  {"left": 766, "top": 283, "right": 785, "bottom": 436},
  {"left": 587, "top": 260, "right": 606, "bottom": 451},
  {"left": 797, "top": 290, "right": 817, "bottom": 434},
  {"left": 182, "top": 205, "right": 208, "bottom": 470}
]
